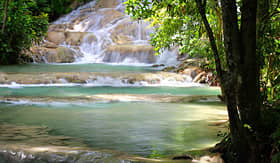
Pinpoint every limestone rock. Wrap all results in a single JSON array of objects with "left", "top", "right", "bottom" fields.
[
  {"left": 48, "top": 24, "right": 68, "bottom": 32},
  {"left": 181, "top": 67, "right": 202, "bottom": 79},
  {"left": 82, "top": 34, "right": 97, "bottom": 44},
  {"left": 40, "top": 41, "right": 59, "bottom": 49},
  {"left": 47, "top": 31, "right": 65, "bottom": 44},
  {"left": 65, "top": 32, "right": 88, "bottom": 46},
  {"left": 111, "top": 34, "right": 132, "bottom": 45},
  {"left": 94, "top": 0, "right": 120, "bottom": 10},
  {"left": 104, "top": 44, "right": 156, "bottom": 63},
  {"left": 31, "top": 47, "right": 77, "bottom": 63},
  {"left": 193, "top": 71, "right": 207, "bottom": 83},
  {"left": 97, "top": 9, "right": 124, "bottom": 28},
  {"left": 111, "top": 18, "right": 151, "bottom": 41}
]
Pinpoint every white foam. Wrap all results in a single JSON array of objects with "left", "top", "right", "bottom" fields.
[
  {"left": 0, "top": 76, "right": 203, "bottom": 88},
  {"left": 0, "top": 99, "right": 109, "bottom": 106}
]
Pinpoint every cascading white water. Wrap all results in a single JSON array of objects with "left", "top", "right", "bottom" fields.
[
  {"left": 52, "top": 0, "right": 179, "bottom": 66},
  {"left": 53, "top": 0, "right": 99, "bottom": 25}
]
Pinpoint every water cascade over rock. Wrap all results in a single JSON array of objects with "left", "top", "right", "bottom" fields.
[{"left": 31, "top": 0, "right": 178, "bottom": 65}]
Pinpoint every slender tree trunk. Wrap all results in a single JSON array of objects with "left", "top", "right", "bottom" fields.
[
  {"left": 1, "top": 0, "right": 11, "bottom": 34},
  {"left": 195, "top": 0, "right": 223, "bottom": 79}
]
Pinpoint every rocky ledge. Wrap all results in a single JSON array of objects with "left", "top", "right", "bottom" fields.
[
  {"left": 0, "top": 95, "right": 219, "bottom": 104},
  {"left": 0, "top": 72, "right": 194, "bottom": 86}
]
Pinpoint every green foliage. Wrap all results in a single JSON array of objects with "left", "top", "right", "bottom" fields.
[
  {"left": 272, "top": 153, "right": 280, "bottom": 163},
  {"left": 148, "top": 150, "right": 165, "bottom": 158},
  {"left": 124, "top": 0, "right": 226, "bottom": 71},
  {"left": 258, "top": 0, "right": 280, "bottom": 102},
  {"left": 0, "top": 0, "right": 49, "bottom": 64},
  {"left": 261, "top": 108, "right": 280, "bottom": 162},
  {"left": 35, "top": 0, "right": 92, "bottom": 21},
  {"left": 0, "top": 0, "right": 93, "bottom": 64}
]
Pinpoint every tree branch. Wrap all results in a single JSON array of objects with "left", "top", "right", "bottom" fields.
[
  {"left": 1, "top": 0, "right": 11, "bottom": 34},
  {"left": 195, "top": 0, "right": 223, "bottom": 78}
]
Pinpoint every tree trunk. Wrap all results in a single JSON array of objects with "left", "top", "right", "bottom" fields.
[
  {"left": 221, "top": 0, "right": 261, "bottom": 162},
  {"left": 1, "top": 0, "right": 11, "bottom": 34},
  {"left": 196, "top": 0, "right": 262, "bottom": 162}
]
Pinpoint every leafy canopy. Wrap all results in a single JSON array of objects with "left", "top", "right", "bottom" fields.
[
  {"left": 0, "top": 0, "right": 49, "bottom": 64},
  {"left": 125, "top": 0, "right": 225, "bottom": 70}
]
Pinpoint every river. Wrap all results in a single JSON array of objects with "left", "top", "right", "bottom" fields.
[{"left": 0, "top": 0, "right": 227, "bottom": 162}]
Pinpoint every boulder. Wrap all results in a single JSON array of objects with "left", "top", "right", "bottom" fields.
[
  {"left": 47, "top": 31, "right": 65, "bottom": 44},
  {"left": 65, "top": 32, "right": 88, "bottom": 46},
  {"left": 180, "top": 67, "right": 202, "bottom": 79},
  {"left": 53, "top": 47, "right": 76, "bottom": 63},
  {"left": 193, "top": 71, "right": 207, "bottom": 83},
  {"left": 31, "top": 47, "right": 77, "bottom": 63}
]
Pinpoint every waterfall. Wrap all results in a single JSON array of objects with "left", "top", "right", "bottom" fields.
[{"left": 44, "top": 0, "right": 179, "bottom": 66}]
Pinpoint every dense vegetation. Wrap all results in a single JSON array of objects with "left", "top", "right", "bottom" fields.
[
  {"left": 125, "top": 0, "right": 280, "bottom": 162},
  {"left": 0, "top": 0, "right": 48, "bottom": 64},
  {"left": 0, "top": 0, "right": 91, "bottom": 65},
  {"left": 35, "top": 0, "right": 91, "bottom": 21}
]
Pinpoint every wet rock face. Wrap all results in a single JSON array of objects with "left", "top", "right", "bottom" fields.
[
  {"left": 96, "top": 9, "right": 124, "bottom": 28},
  {"left": 31, "top": 47, "right": 78, "bottom": 63},
  {"left": 94, "top": 0, "right": 120, "bottom": 9},
  {"left": 65, "top": 32, "right": 88, "bottom": 46},
  {"left": 110, "top": 18, "right": 152, "bottom": 42},
  {"left": 104, "top": 45, "right": 156, "bottom": 63},
  {"left": 47, "top": 31, "right": 65, "bottom": 45}
]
